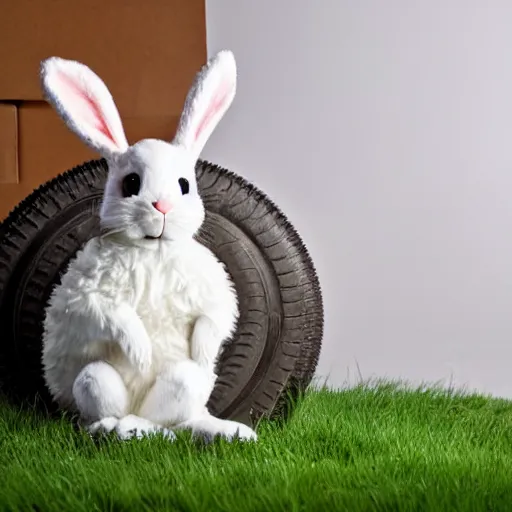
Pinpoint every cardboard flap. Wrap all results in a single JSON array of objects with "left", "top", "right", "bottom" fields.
[
  {"left": 0, "top": 103, "right": 18, "bottom": 184},
  {"left": 0, "top": 0, "right": 206, "bottom": 116}
]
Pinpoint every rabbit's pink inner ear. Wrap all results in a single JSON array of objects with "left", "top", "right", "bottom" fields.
[
  {"left": 194, "top": 80, "right": 232, "bottom": 142},
  {"left": 55, "top": 71, "right": 119, "bottom": 150}
]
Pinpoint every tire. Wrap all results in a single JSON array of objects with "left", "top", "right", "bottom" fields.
[{"left": 0, "top": 159, "right": 323, "bottom": 424}]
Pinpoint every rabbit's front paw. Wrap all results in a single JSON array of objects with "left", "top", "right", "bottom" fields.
[{"left": 119, "top": 321, "right": 153, "bottom": 375}]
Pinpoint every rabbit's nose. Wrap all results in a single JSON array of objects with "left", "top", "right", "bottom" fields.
[{"left": 152, "top": 200, "right": 172, "bottom": 214}]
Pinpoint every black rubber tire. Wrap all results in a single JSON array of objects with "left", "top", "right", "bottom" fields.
[{"left": 0, "top": 159, "right": 323, "bottom": 424}]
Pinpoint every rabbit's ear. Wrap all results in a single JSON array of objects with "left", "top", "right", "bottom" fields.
[
  {"left": 40, "top": 57, "right": 129, "bottom": 157},
  {"left": 174, "top": 50, "right": 237, "bottom": 159}
]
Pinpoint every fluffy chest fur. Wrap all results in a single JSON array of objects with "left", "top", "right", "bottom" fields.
[
  {"left": 45, "top": 236, "right": 238, "bottom": 368},
  {"left": 95, "top": 240, "right": 221, "bottom": 359}
]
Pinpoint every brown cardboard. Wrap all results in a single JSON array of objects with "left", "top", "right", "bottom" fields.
[
  {"left": 0, "top": 0, "right": 206, "bottom": 221},
  {"left": 0, "top": 102, "right": 180, "bottom": 220},
  {"left": 0, "top": 103, "right": 18, "bottom": 184},
  {"left": 18, "top": 103, "right": 98, "bottom": 185},
  {"left": 0, "top": 0, "right": 207, "bottom": 116}
]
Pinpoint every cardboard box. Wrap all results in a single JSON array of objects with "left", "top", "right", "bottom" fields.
[
  {"left": 0, "top": 103, "right": 18, "bottom": 184},
  {"left": 0, "top": 102, "right": 180, "bottom": 220},
  {"left": 0, "top": 0, "right": 206, "bottom": 221},
  {"left": 0, "top": 0, "right": 207, "bottom": 117},
  {"left": 18, "top": 103, "right": 98, "bottom": 185}
]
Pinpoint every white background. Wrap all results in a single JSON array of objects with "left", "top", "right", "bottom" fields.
[{"left": 203, "top": 0, "right": 512, "bottom": 397}]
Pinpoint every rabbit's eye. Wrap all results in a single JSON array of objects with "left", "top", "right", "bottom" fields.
[
  {"left": 179, "top": 178, "right": 190, "bottom": 195},
  {"left": 122, "top": 173, "right": 141, "bottom": 197}
]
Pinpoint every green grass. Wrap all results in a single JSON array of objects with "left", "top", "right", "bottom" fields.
[{"left": 2, "top": 383, "right": 512, "bottom": 511}]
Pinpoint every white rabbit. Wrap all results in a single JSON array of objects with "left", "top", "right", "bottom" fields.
[{"left": 40, "top": 50, "right": 257, "bottom": 442}]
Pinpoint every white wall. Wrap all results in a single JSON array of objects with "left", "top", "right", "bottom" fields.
[{"left": 204, "top": 0, "right": 512, "bottom": 398}]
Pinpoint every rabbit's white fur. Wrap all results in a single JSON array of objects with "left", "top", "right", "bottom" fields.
[{"left": 40, "top": 51, "right": 257, "bottom": 442}]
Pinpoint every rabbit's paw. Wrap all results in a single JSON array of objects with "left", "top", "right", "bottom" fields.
[
  {"left": 87, "top": 415, "right": 176, "bottom": 441},
  {"left": 118, "top": 319, "right": 153, "bottom": 376},
  {"left": 213, "top": 420, "right": 257, "bottom": 442},
  {"left": 183, "top": 415, "right": 257, "bottom": 443}
]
